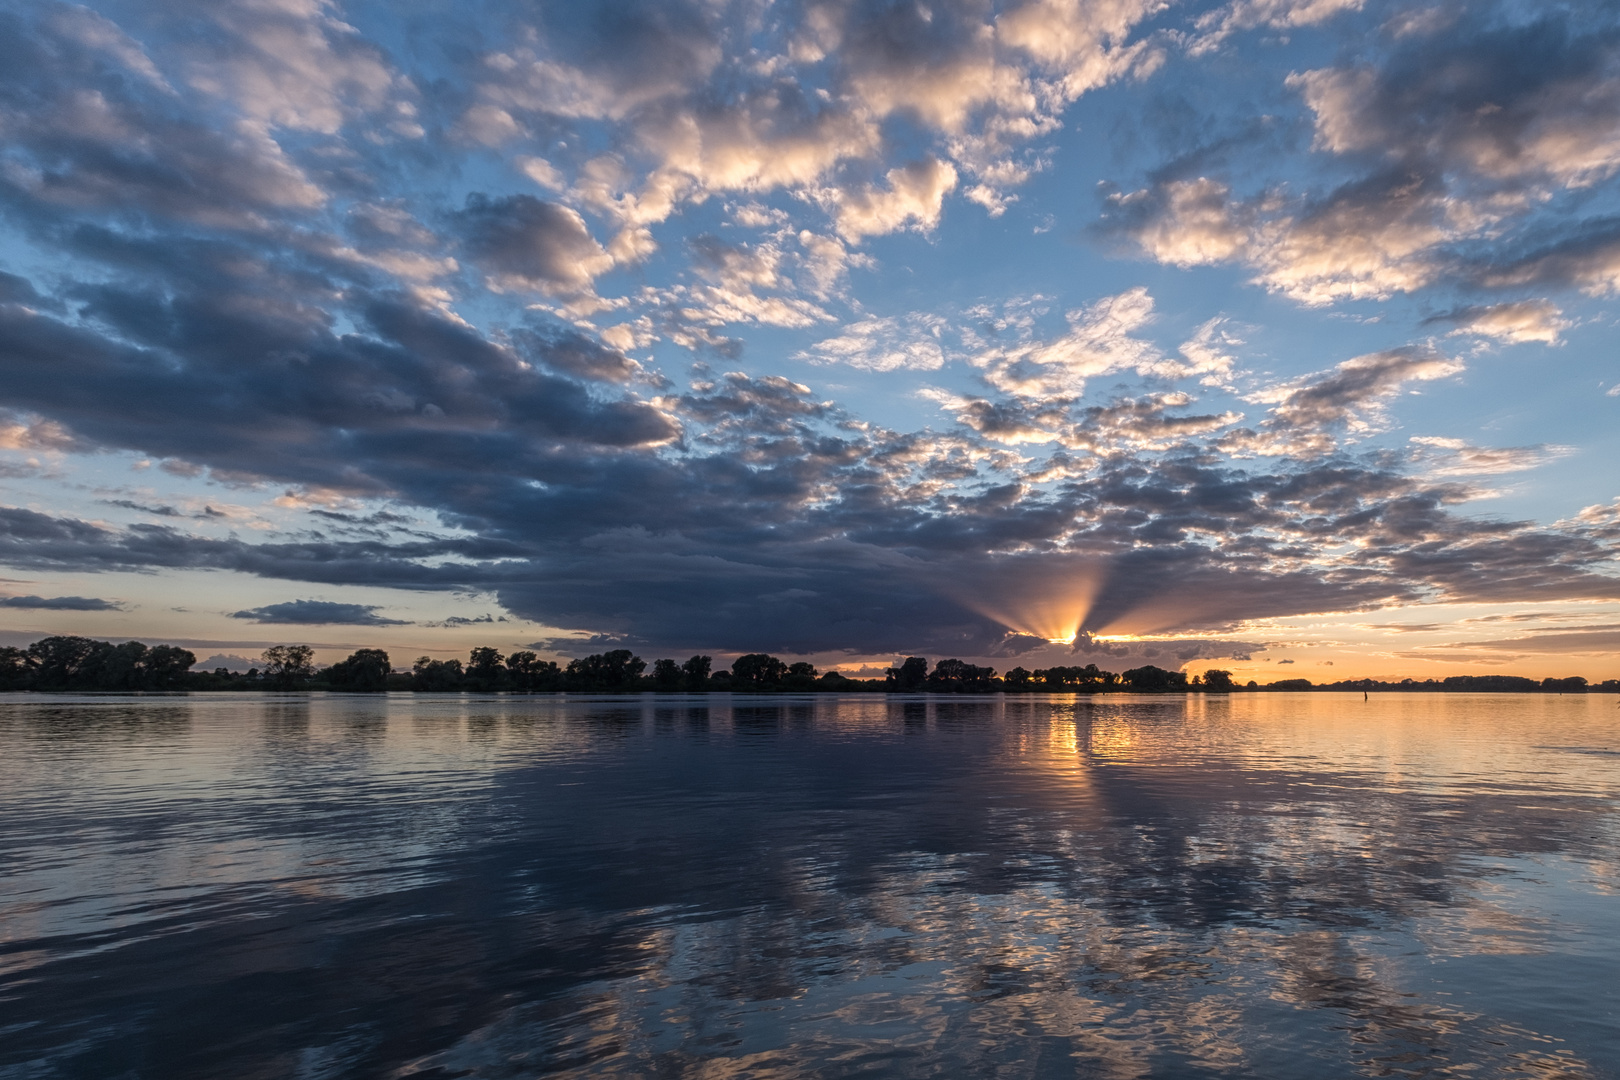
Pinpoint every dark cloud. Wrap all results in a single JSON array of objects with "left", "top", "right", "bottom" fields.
[
  {"left": 1221, "top": 347, "right": 1462, "bottom": 457},
  {"left": 1100, "top": 7, "right": 1620, "bottom": 302},
  {"left": 1414, "top": 629, "right": 1620, "bottom": 655},
  {"left": 517, "top": 327, "right": 641, "bottom": 383},
  {"left": 454, "top": 194, "right": 610, "bottom": 294},
  {"left": 0, "top": 269, "right": 60, "bottom": 310},
  {"left": 230, "top": 600, "right": 411, "bottom": 626},
  {"left": 0, "top": 7, "right": 325, "bottom": 229},
  {"left": 0, "top": 0, "right": 1613, "bottom": 670},
  {"left": 427, "top": 613, "right": 503, "bottom": 628},
  {"left": 0, "top": 278, "right": 679, "bottom": 492},
  {"left": 0, "top": 594, "right": 122, "bottom": 611}
]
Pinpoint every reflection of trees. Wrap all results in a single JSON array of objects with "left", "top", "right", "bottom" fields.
[{"left": 4, "top": 696, "right": 1612, "bottom": 1078}]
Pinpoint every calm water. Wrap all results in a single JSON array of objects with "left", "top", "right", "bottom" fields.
[{"left": 1, "top": 693, "right": 1618, "bottom": 1079}]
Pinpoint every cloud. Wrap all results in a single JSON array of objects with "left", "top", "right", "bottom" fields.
[
  {"left": 0, "top": 0, "right": 1615, "bottom": 670},
  {"left": 1103, "top": 11, "right": 1620, "bottom": 304},
  {"left": 1189, "top": 0, "right": 1366, "bottom": 56},
  {"left": 1289, "top": 19, "right": 1620, "bottom": 190},
  {"left": 197, "top": 652, "right": 259, "bottom": 672},
  {"left": 0, "top": 280, "right": 680, "bottom": 493},
  {"left": 931, "top": 390, "right": 1241, "bottom": 451},
  {"left": 1414, "top": 629, "right": 1620, "bottom": 656},
  {"left": 183, "top": 0, "right": 417, "bottom": 137},
  {"left": 230, "top": 600, "right": 410, "bottom": 626},
  {"left": 47, "top": 4, "right": 172, "bottom": 92},
  {"left": 1478, "top": 223, "right": 1620, "bottom": 296},
  {"left": 455, "top": 194, "right": 615, "bottom": 296},
  {"left": 0, "top": 7, "right": 326, "bottom": 227},
  {"left": 1105, "top": 170, "right": 1454, "bottom": 304},
  {"left": 1408, "top": 437, "right": 1571, "bottom": 476},
  {"left": 0, "top": 594, "right": 122, "bottom": 611},
  {"left": 657, "top": 235, "right": 835, "bottom": 330},
  {"left": 973, "top": 287, "right": 1168, "bottom": 399},
  {"left": 433, "top": 613, "right": 499, "bottom": 627},
  {"left": 831, "top": 158, "right": 959, "bottom": 242},
  {"left": 797, "top": 314, "right": 947, "bottom": 372},
  {"left": 518, "top": 328, "right": 642, "bottom": 383},
  {"left": 1425, "top": 301, "right": 1570, "bottom": 344},
  {"left": 1227, "top": 346, "right": 1464, "bottom": 456},
  {"left": 456, "top": 0, "right": 1165, "bottom": 245}
]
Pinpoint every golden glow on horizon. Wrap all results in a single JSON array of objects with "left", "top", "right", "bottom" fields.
[{"left": 950, "top": 557, "right": 1106, "bottom": 645}]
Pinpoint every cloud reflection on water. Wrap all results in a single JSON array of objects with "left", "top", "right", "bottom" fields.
[{"left": 0, "top": 693, "right": 1615, "bottom": 1078}]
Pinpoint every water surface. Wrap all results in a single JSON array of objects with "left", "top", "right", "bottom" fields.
[{"left": 1, "top": 692, "right": 1617, "bottom": 1079}]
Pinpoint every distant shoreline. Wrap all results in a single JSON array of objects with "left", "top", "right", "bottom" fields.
[
  {"left": 3, "top": 635, "right": 1614, "bottom": 695},
  {"left": 1, "top": 686, "right": 1616, "bottom": 697}
]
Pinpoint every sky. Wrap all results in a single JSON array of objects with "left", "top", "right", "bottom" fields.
[{"left": 1, "top": 0, "right": 1618, "bottom": 681}]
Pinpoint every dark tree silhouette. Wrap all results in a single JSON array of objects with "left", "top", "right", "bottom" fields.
[
  {"left": 732, "top": 653, "right": 788, "bottom": 687},
  {"left": 19, "top": 636, "right": 196, "bottom": 690},
  {"left": 1202, "top": 669, "right": 1235, "bottom": 692},
  {"left": 467, "top": 647, "right": 506, "bottom": 690},
  {"left": 886, "top": 657, "right": 928, "bottom": 692},
  {"left": 682, "top": 655, "right": 712, "bottom": 691},
  {"left": 412, "top": 656, "right": 464, "bottom": 691},
  {"left": 326, "top": 649, "right": 392, "bottom": 691},
  {"left": 565, "top": 650, "right": 645, "bottom": 691},
  {"left": 1121, "top": 665, "right": 1188, "bottom": 692},
  {"left": 1032, "top": 664, "right": 1115, "bottom": 690},
  {"left": 652, "top": 658, "right": 683, "bottom": 690},
  {"left": 0, "top": 646, "right": 26, "bottom": 689},
  {"left": 262, "top": 645, "right": 315, "bottom": 689},
  {"left": 926, "top": 658, "right": 997, "bottom": 693},
  {"left": 27, "top": 635, "right": 104, "bottom": 689},
  {"left": 505, "top": 651, "right": 562, "bottom": 691},
  {"left": 785, "top": 661, "right": 817, "bottom": 689}
]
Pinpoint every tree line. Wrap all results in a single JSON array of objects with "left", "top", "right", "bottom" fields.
[{"left": 0, "top": 636, "right": 1614, "bottom": 694}]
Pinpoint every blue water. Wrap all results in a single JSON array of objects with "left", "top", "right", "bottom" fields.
[{"left": 1, "top": 692, "right": 1617, "bottom": 1079}]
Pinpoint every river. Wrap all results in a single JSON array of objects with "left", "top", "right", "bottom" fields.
[{"left": 1, "top": 692, "right": 1616, "bottom": 1078}]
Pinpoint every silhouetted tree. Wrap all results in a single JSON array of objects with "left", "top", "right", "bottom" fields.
[
  {"left": 1202, "top": 669, "right": 1235, "bottom": 692},
  {"left": 682, "top": 655, "right": 712, "bottom": 691},
  {"left": 652, "top": 658, "right": 683, "bottom": 690},
  {"left": 886, "top": 656, "right": 928, "bottom": 692},
  {"left": 926, "top": 658, "right": 997, "bottom": 692},
  {"left": 785, "top": 661, "right": 817, "bottom": 689},
  {"left": 466, "top": 647, "right": 506, "bottom": 690},
  {"left": 732, "top": 653, "right": 787, "bottom": 688},
  {"left": 1443, "top": 675, "right": 1539, "bottom": 691},
  {"left": 1121, "top": 665, "right": 1188, "bottom": 692},
  {"left": 20, "top": 635, "right": 194, "bottom": 690},
  {"left": 1033, "top": 664, "right": 1115, "bottom": 691},
  {"left": 262, "top": 645, "right": 315, "bottom": 689},
  {"left": 90, "top": 641, "right": 149, "bottom": 690},
  {"left": 326, "top": 649, "right": 391, "bottom": 691},
  {"left": 0, "top": 646, "right": 27, "bottom": 689},
  {"left": 1542, "top": 676, "right": 1587, "bottom": 693},
  {"left": 143, "top": 645, "right": 195, "bottom": 689},
  {"left": 505, "top": 651, "right": 562, "bottom": 691},
  {"left": 565, "top": 650, "right": 645, "bottom": 691},
  {"left": 27, "top": 636, "right": 104, "bottom": 689},
  {"left": 1004, "top": 666, "right": 1032, "bottom": 689},
  {"left": 412, "top": 656, "right": 464, "bottom": 691}
]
